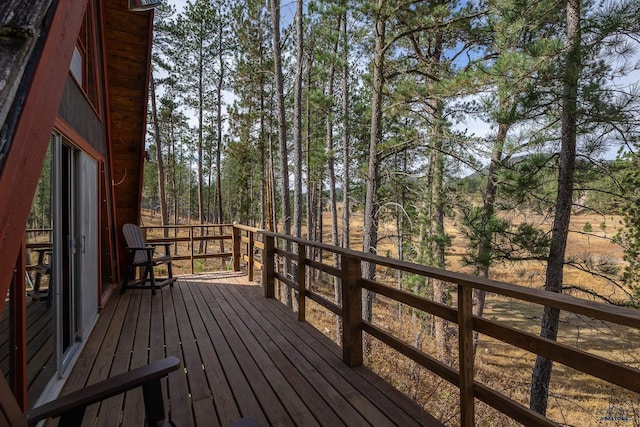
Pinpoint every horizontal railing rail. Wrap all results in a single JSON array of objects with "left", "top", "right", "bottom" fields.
[
  {"left": 141, "top": 224, "right": 263, "bottom": 277},
  {"left": 142, "top": 224, "right": 234, "bottom": 274}
]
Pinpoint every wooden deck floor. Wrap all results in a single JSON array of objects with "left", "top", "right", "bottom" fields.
[
  {"left": 0, "top": 292, "right": 54, "bottom": 407},
  {"left": 56, "top": 272, "right": 441, "bottom": 427}
]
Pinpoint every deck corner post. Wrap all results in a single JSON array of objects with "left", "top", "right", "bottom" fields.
[
  {"left": 341, "top": 253, "right": 362, "bottom": 367},
  {"left": 262, "top": 233, "right": 275, "bottom": 298},
  {"left": 297, "top": 243, "right": 307, "bottom": 322},
  {"left": 458, "top": 284, "right": 475, "bottom": 427},
  {"left": 232, "top": 224, "right": 241, "bottom": 272}
]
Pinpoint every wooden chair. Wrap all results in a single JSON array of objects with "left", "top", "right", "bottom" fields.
[
  {"left": 121, "top": 223, "right": 176, "bottom": 295},
  {"left": 1, "top": 356, "right": 180, "bottom": 426}
]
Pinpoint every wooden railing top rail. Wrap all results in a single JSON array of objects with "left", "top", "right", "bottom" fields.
[
  {"left": 233, "top": 224, "right": 261, "bottom": 233},
  {"left": 142, "top": 224, "right": 234, "bottom": 230},
  {"left": 260, "top": 230, "right": 640, "bottom": 328}
]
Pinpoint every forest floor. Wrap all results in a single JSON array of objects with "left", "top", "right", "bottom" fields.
[{"left": 141, "top": 209, "right": 640, "bottom": 426}]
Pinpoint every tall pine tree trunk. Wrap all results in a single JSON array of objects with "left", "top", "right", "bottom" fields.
[
  {"left": 341, "top": 9, "right": 350, "bottom": 251},
  {"left": 530, "top": 0, "right": 581, "bottom": 414},
  {"left": 216, "top": 27, "right": 225, "bottom": 252},
  {"left": 270, "top": 0, "right": 292, "bottom": 307},
  {"left": 362, "top": 0, "right": 385, "bottom": 334},
  {"left": 150, "top": 75, "right": 169, "bottom": 238},
  {"left": 259, "top": 62, "right": 267, "bottom": 229},
  {"left": 326, "top": 15, "right": 342, "bottom": 341},
  {"left": 472, "top": 121, "right": 509, "bottom": 354},
  {"left": 291, "top": 0, "right": 304, "bottom": 313},
  {"left": 293, "top": 0, "right": 304, "bottom": 240},
  {"left": 429, "top": 112, "right": 452, "bottom": 364},
  {"left": 197, "top": 42, "right": 205, "bottom": 252}
]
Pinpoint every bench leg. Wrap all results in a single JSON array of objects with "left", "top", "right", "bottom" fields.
[
  {"left": 142, "top": 377, "right": 167, "bottom": 426},
  {"left": 167, "top": 261, "right": 174, "bottom": 287},
  {"left": 121, "top": 261, "right": 132, "bottom": 294},
  {"left": 58, "top": 405, "right": 86, "bottom": 427}
]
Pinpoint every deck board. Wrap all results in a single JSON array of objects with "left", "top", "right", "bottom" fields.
[
  {"left": 57, "top": 272, "right": 443, "bottom": 427},
  {"left": 188, "top": 279, "right": 265, "bottom": 425},
  {"left": 162, "top": 283, "right": 195, "bottom": 427},
  {"left": 235, "top": 282, "right": 414, "bottom": 427}
]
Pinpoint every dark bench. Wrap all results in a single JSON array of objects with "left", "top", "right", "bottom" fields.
[{"left": 0, "top": 357, "right": 180, "bottom": 427}]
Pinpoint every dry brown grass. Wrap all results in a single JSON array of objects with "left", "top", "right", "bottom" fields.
[{"left": 309, "top": 209, "right": 640, "bottom": 426}]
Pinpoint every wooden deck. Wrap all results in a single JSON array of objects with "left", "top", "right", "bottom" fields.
[
  {"left": 0, "top": 292, "right": 54, "bottom": 407},
  {"left": 56, "top": 272, "right": 441, "bottom": 427}
]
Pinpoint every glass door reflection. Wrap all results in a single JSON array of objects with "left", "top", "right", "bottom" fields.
[{"left": 25, "top": 139, "right": 55, "bottom": 407}]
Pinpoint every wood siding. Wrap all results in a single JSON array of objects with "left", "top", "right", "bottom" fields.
[
  {"left": 58, "top": 77, "right": 108, "bottom": 158},
  {"left": 102, "top": 1, "right": 153, "bottom": 274}
]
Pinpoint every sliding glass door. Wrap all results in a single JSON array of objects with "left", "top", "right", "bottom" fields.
[{"left": 26, "top": 132, "right": 99, "bottom": 406}]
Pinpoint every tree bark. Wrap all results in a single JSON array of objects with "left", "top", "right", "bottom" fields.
[
  {"left": 429, "top": 113, "right": 451, "bottom": 364},
  {"left": 472, "top": 121, "right": 508, "bottom": 354},
  {"left": 270, "top": 0, "right": 292, "bottom": 307},
  {"left": 530, "top": 0, "right": 581, "bottom": 414},
  {"left": 293, "top": 0, "right": 304, "bottom": 240},
  {"left": 196, "top": 36, "right": 206, "bottom": 253},
  {"left": 259, "top": 56, "right": 267, "bottom": 229},
  {"left": 341, "top": 7, "right": 350, "bottom": 251},
  {"left": 326, "top": 15, "right": 342, "bottom": 341},
  {"left": 216, "top": 22, "right": 225, "bottom": 252},
  {"left": 149, "top": 75, "right": 169, "bottom": 238},
  {"left": 362, "top": 0, "right": 386, "bottom": 330}
]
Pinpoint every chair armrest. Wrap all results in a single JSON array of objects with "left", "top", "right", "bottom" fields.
[
  {"left": 126, "top": 246, "right": 155, "bottom": 251},
  {"left": 25, "top": 357, "right": 180, "bottom": 425},
  {"left": 149, "top": 242, "right": 172, "bottom": 255}
]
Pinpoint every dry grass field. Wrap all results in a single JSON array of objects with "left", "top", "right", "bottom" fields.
[
  {"left": 141, "top": 209, "right": 640, "bottom": 426},
  {"left": 307, "top": 209, "right": 639, "bottom": 426}
]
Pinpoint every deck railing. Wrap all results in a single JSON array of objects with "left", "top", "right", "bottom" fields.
[
  {"left": 141, "top": 224, "right": 229, "bottom": 273},
  {"left": 140, "top": 224, "right": 640, "bottom": 427},
  {"left": 256, "top": 229, "right": 640, "bottom": 427},
  {"left": 141, "top": 224, "right": 264, "bottom": 277}
]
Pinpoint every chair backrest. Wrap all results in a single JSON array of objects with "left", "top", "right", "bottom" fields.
[{"left": 122, "top": 223, "right": 149, "bottom": 264}]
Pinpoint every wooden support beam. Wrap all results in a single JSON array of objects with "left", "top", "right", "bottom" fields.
[
  {"left": 232, "top": 225, "right": 241, "bottom": 272},
  {"left": 341, "top": 253, "right": 362, "bottom": 367},
  {"left": 13, "top": 242, "right": 27, "bottom": 410},
  {"left": 262, "top": 234, "right": 275, "bottom": 298},
  {"left": 0, "top": 0, "right": 88, "bottom": 315},
  {"left": 458, "top": 285, "right": 475, "bottom": 427},
  {"left": 297, "top": 243, "right": 306, "bottom": 322},
  {"left": 247, "top": 231, "right": 255, "bottom": 282}
]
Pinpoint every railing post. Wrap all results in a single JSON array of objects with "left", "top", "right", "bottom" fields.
[
  {"left": 341, "top": 253, "right": 362, "bottom": 367},
  {"left": 297, "top": 243, "right": 306, "bottom": 322},
  {"left": 232, "top": 224, "right": 241, "bottom": 272},
  {"left": 458, "top": 284, "right": 474, "bottom": 427},
  {"left": 248, "top": 231, "right": 255, "bottom": 281},
  {"left": 262, "top": 234, "right": 275, "bottom": 298},
  {"left": 189, "top": 226, "right": 194, "bottom": 274}
]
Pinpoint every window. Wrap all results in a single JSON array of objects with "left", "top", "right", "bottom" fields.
[
  {"left": 70, "top": 46, "right": 83, "bottom": 82},
  {"left": 70, "top": 3, "right": 101, "bottom": 115}
]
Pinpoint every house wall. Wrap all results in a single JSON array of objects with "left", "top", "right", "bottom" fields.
[{"left": 57, "top": 76, "right": 108, "bottom": 159}]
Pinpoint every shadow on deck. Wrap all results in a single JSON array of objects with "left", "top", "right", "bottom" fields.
[{"left": 58, "top": 272, "right": 440, "bottom": 427}]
